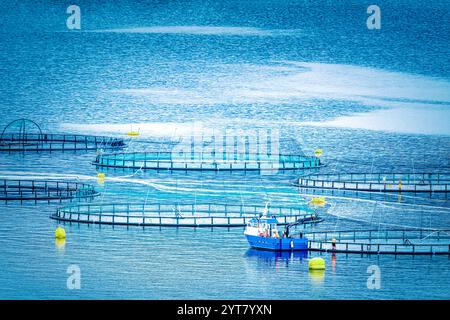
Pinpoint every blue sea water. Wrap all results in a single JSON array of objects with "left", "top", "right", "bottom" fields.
[{"left": 0, "top": 0, "right": 449, "bottom": 299}]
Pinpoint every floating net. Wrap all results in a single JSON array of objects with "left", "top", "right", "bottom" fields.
[
  {"left": 0, "top": 119, "right": 126, "bottom": 152},
  {"left": 51, "top": 201, "right": 323, "bottom": 227},
  {"left": 305, "top": 228, "right": 450, "bottom": 255},
  {"left": 93, "top": 151, "right": 322, "bottom": 172},
  {"left": 0, "top": 179, "right": 99, "bottom": 203},
  {"left": 297, "top": 173, "right": 450, "bottom": 193}
]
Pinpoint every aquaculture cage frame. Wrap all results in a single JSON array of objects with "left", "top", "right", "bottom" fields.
[
  {"left": 305, "top": 228, "right": 450, "bottom": 255},
  {"left": 93, "top": 151, "right": 322, "bottom": 171},
  {"left": 0, "top": 179, "right": 99, "bottom": 203},
  {"left": 0, "top": 132, "right": 126, "bottom": 152},
  {"left": 297, "top": 173, "right": 450, "bottom": 193},
  {"left": 51, "top": 202, "right": 322, "bottom": 227}
]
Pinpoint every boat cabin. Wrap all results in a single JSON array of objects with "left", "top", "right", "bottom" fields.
[{"left": 245, "top": 217, "right": 281, "bottom": 238}]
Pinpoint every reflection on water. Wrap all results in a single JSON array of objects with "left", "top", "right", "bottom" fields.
[
  {"left": 245, "top": 248, "right": 308, "bottom": 266},
  {"left": 54, "top": 238, "right": 66, "bottom": 254},
  {"left": 309, "top": 269, "right": 325, "bottom": 285},
  {"left": 331, "top": 253, "right": 337, "bottom": 273}
]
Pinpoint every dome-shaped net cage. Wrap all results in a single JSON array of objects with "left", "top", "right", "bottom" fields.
[
  {"left": 0, "top": 119, "right": 44, "bottom": 147},
  {"left": 0, "top": 119, "right": 126, "bottom": 152}
]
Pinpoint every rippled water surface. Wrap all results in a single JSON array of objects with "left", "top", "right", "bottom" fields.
[{"left": 0, "top": 0, "right": 449, "bottom": 299}]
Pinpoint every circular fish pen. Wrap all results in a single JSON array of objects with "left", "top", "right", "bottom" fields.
[
  {"left": 51, "top": 202, "right": 324, "bottom": 227},
  {"left": 93, "top": 151, "right": 322, "bottom": 172},
  {"left": 0, "top": 179, "right": 99, "bottom": 203},
  {"left": 297, "top": 173, "right": 450, "bottom": 193},
  {"left": 0, "top": 119, "right": 126, "bottom": 152},
  {"left": 305, "top": 229, "right": 450, "bottom": 255}
]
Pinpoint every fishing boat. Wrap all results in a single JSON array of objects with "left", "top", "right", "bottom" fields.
[{"left": 244, "top": 216, "right": 309, "bottom": 251}]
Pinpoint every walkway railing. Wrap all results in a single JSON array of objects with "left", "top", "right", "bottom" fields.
[
  {"left": 305, "top": 229, "right": 450, "bottom": 255},
  {"left": 297, "top": 173, "right": 450, "bottom": 193},
  {"left": 51, "top": 202, "right": 320, "bottom": 227},
  {"left": 0, "top": 179, "right": 99, "bottom": 203},
  {"left": 93, "top": 151, "right": 322, "bottom": 171},
  {"left": 0, "top": 133, "right": 126, "bottom": 152}
]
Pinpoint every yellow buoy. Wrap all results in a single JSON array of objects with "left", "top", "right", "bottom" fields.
[
  {"left": 309, "top": 197, "right": 326, "bottom": 207},
  {"left": 127, "top": 131, "right": 140, "bottom": 137},
  {"left": 314, "top": 148, "right": 323, "bottom": 157},
  {"left": 97, "top": 172, "right": 105, "bottom": 179},
  {"left": 309, "top": 257, "right": 326, "bottom": 270},
  {"left": 55, "top": 226, "right": 66, "bottom": 239}
]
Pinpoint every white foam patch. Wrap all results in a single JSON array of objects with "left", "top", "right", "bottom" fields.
[
  {"left": 302, "top": 105, "right": 450, "bottom": 136},
  {"left": 110, "top": 62, "right": 450, "bottom": 136},
  {"left": 113, "top": 88, "right": 219, "bottom": 105},
  {"left": 91, "top": 26, "right": 292, "bottom": 36},
  {"left": 112, "top": 62, "right": 450, "bottom": 107}
]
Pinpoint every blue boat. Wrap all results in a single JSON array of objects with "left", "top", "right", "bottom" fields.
[{"left": 244, "top": 216, "right": 309, "bottom": 251}]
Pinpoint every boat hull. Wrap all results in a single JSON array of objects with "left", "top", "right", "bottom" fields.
[{"left": 245, "top": 234, "right": 308, "bottom": 251}]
